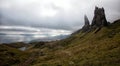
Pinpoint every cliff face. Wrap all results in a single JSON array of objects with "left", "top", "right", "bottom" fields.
[
  {"left": 81, "top": 15, "right": 90, "bottom": 32},
  {"left": 80, "top": 6, "right": 108, "bottom": 33},
  {"left": 91, "top": 7, "right": 108, "bottom": 28}
]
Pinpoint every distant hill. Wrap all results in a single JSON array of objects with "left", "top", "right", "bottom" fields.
[{"left": 30, "top": 35, "right": 69, "bottom": 42}]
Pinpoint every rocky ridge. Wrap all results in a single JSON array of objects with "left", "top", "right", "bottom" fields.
[{"left": 80, "top": 6, "right": 108, "bottom": 33}]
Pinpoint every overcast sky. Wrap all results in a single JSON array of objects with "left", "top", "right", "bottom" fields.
[{"left": 0, "top": 0, "right": 120, "bottom": 43}]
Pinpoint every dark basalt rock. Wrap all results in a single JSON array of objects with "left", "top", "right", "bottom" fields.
[
  {"left": 72, "top": 6, "right": 109, "bottom": 34},
  {"left": 81, "top": 15, "right": 90, "bottom": 32},
  {"left": 81, "top": 7, "right": 108, "bottom": 33},
  {"left": 91, "top": 6, "right": 108, "bottom": 29}
]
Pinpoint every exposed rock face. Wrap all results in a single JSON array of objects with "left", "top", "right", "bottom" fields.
[
  {"left": 81, "top": 15, "right": 90, "bottom": 32},
  {"left": 81, "top": 7, "right": 108, "bottom": 33},
  {"left": 91, "top": 7, "right": 108, "bottom": 28},
  {"left": 72, "top": 6, "right": 109, "bottom": 34}
]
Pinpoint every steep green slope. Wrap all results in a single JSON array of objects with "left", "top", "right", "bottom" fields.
[
  {"left": 0, "top": 20, "right": 119, "bottom": 66},
  {"left": 0, "top": 44, "right": 30, "bottom": 66},
  {"left": 31, "top": 20, "right": 120, "bottom": 66}
]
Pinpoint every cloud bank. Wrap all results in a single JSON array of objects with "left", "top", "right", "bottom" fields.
[{"left": 0, "top": 0, "right": 120, "bottom": 43}]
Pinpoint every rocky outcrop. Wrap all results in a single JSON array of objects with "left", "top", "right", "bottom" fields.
[
  {"left": 81, "top": 6, "right": 108, "bottom": 33},
  {"left": 91, "top": 6, "right": 108, "bottom": 28},
  {"left": 81, "top": 15, "right": 90, "bottom": 32},
  {"left": 73, "top": 6, "right": 109, "bottom": 34}
]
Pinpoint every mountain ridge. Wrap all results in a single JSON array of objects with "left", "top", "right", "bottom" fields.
[{"left": 0, "top": 6, "right": 120, "bottom": 66}]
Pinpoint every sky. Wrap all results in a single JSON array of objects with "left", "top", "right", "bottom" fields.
[{"left": 0, "top": 0, "right": 120, "bottom": 43}]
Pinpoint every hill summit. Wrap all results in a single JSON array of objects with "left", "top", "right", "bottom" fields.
[
  {"left": 91, "top": 6, "right": 108, "bottom": 28},
  {"left": 78, "top": 7, "right": 109, "bottom": 34}
]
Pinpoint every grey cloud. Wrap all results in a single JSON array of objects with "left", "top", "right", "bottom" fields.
[
  {"left": 0, "top": 34, "right": 26, "bottom": 43},
  {"left": 0, "top": 0, "right": 119, "bottom": 31},
  {"left": 0, "top": 0, "right": 120, "bottom": 43}
]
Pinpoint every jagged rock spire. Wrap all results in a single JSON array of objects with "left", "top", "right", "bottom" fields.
[
  {"left": 72, "top": 15, "right": 90, "bottom": 34},
  {"left": 72, "top": 6, "right": 108, "bottom": 34},
  {"left": 84, "top": 15, "right": 90, "bottom": 26},
  {"left": 81, "top": 15, "right": 90, "bottom": 32},
  {"left": 91, "top": 6, "right": 108, "bottom": 28}
]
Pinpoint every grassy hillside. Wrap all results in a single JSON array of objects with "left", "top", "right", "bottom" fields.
[
  {"left": 0, "top": 44, "right": 30, "bottom": 66},
  {"left": 30, "top": 19, "right": 120, "bottom": 66},
  {"left": 2, "top": 42, "right": 30, "bottom": 48},
  {"left": 0, "top": 20, "right": 120, "bottom": 66}
]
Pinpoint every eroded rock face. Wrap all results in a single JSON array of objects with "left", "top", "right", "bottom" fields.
[
  {"left": 81, "top": 15, "right": 90, "bottom": 32},
  {"left": 91, "top": 7, "right": 108, "bottom": 28},
  {"left": 73, "top": 6, "right": 108, "bottom": 34}
]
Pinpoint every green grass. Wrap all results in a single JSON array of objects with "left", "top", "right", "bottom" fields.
[
  {"left": 0, "top": 44, "right": 30, "bottom": 66},
  {"left": 0, "top": 20, "right": 120, "bottom": 66},
  {"left": 31, "top": 20, "right": 120, "bottom": 66}
]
